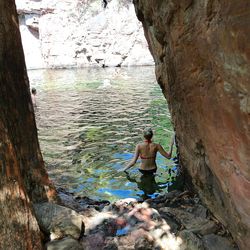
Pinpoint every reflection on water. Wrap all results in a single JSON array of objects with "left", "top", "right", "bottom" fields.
[
  {"left": 125, "top": 171, "right": 166, "bottom": 200},
  {"left": 28, "top": 67, "right": 180, "bottom": 202}
]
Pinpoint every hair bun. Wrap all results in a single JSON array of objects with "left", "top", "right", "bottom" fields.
[{"left": 143, "top": 127, "right": 153, "bottom": 136}]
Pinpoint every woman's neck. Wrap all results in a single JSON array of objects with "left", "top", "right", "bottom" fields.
[{"left": 144, "top": 139, "right": 152, "bottom": 143}]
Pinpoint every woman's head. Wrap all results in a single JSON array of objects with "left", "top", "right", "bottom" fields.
[
  {"left": 31, "top": 87, "right": 37, "bottom": 95},
  {"left": 143, "top": 127, "right": 153, "bottom": 140}
]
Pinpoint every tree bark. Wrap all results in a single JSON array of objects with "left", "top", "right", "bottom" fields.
[{"left": 0, "top": 1, "right": 56, "bottom": 249}]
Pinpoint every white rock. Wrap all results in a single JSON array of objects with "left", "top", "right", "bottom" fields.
[{"left": 17, "top": 0, "right": 154, "bottom": 69}]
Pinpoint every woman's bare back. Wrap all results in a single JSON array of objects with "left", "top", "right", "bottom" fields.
[
  {"left": 122, "top": 129, "right": 174, "bottom": 172},
  {"left": 138, "top": 142, "right": 158, "bottom": 170}
]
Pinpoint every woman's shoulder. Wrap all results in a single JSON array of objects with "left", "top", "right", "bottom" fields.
[
  {"left": 151, "top": 142, "right": 159, "bottom": 146},
  {"left": 152, "top": 142, "right": 160, "bottom": 149}
]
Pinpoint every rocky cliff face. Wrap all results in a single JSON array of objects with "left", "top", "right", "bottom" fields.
[
  {"left": 16, "top": 0, "right": 154, "bottom": 69},
  {"left": 133, "top": 0, "right": 250, "bottom": 249}
]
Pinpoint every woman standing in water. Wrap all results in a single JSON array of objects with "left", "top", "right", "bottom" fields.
[
  {"left": 31, "top": 87, "right": 37, "bottom": 107},
  {"left": 122, "top": 128, "right": 174, "bottom": 173}
]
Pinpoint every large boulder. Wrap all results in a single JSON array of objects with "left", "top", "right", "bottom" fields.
[
  {"left": 133, "top": 0, "right": 250, "bottom": 248},
  {"left": 34, "top": 202, "right": 85, "bottom": 240}
]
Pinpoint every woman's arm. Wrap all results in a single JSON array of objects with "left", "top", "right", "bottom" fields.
[
  {"left": 122, "top": 145, "right": 140, "bottom": 171},
  {"left": 157, "top": 136, "right": 175, "bottom": 159}
]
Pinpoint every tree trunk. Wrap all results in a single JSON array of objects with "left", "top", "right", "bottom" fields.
[{"left": 0, "top": 1, "right": 56, "bottom": 249}]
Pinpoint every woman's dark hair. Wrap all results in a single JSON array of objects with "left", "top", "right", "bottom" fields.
[
  {"left": 31, "top": 87, "right": 36, "bottom": 94},
  {"left": 143, "top": 128, "right": 153, "bottom": 140}
]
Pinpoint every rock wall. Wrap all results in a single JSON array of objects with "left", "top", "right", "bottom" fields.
[
  {"left": 133, "top": 0, "right": 250, "bottom": 249},
  {"left": 16, "top": 0, "right": 154, "bottom": 69}
]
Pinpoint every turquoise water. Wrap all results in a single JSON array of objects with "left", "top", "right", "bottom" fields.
[{"left": 28, "top": 67, "right": 179, "bottom": 202}]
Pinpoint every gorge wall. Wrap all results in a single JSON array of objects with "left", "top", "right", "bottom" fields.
[
  {"left": 16, "top": 0, "right": 154, "bottom": 69},
  {"left": 133, "top": 0, "right": 250, "bottom": 249}
]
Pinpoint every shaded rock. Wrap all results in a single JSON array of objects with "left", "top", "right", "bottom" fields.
[
  {"left": 103, "top": 237, "right": 119, "bottom": 250},
  {"left": 134, "top": 236, "right": 154, "bottom": 250},
  {"left": 116, "top": 234, "right": 139, "bottom": 250},
  {"left": 57, "top": 189, "right": 83, "bottom": 212},
  {"left": 57, "top": 187, "right": 110, "bottom": 212},
  {"left": 159, "top": 207, "right": 217, "bottom": 235},
  {"left": 179, "top": 230, "right": 204, "bottom": 250},
  {"left": 186, "top": 204, "right": 208, "bottom": 219},
  {"left": 158, "top": 213, "right": 180, "bottom": 234},
  {"left": 75, "top": 196, "right": 110, "bottom": 211},
  {"left": 79, "top": 207, "right": 100, "bottom": 218},
  {"left": 146, "top": 190, "right": 182, "bottom": 205},
  {"left": 34, "top": 202, "right": 84, "bottom": 240},
  {"left": 202, "top": 234, "right": 238, "bottom": 250},
  {"left": 81, "top": 232, "right": 105, "bottom": 250},
  {"left": 189, "top": 220, "right": 218, "bottom": 236},
  {"left": 46, "top": 237, "right": 84, "bottom": 250},
  {"left": 89, "top": 218, "right": 117, "bottom": 237}
]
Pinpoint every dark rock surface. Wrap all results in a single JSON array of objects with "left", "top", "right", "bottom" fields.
[{"left": 202, "top": 234, "right": 238, "bottom": 250}]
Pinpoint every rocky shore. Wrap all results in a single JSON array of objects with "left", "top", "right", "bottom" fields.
[{"left": 34, "top": 188, "right": 238, "bottom": 249}]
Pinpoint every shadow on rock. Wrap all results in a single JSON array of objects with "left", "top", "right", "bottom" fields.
[{"left": 35, "top": 188, "right": 238, "bottom": 249}]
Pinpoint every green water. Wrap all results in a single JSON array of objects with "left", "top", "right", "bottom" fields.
[{"left": 28, "top": 67, "right": 179, "bottom": 202}]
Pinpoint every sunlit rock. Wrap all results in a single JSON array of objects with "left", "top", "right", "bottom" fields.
[
  {"left": 15, "top": 0, "right": 154, "bottom": 69},
  {"left": 25, "top": 16, "right": 39, "bottom": 31}
]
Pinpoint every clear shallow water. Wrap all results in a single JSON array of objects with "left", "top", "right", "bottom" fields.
[{"left": 28, "top": 67, "right": 180, "bottom": 202}]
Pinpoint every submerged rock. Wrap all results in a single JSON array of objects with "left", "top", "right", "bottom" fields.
[
  {"left": 57, "top": 187, "right": 110, "bottom": 212},
  {"left": 202, "top": 234, "right": 238, "bottom": 250}
]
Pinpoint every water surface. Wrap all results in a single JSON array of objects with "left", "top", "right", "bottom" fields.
[{"left": 28, "top": 67, "right": 179, "bottom": 201}]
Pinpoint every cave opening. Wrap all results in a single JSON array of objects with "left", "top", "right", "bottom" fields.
[{"left": 17, "top": 0, "right": 181, "bottom": 202}]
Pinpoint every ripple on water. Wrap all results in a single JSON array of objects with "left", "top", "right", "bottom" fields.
[{"left": 29, "top": 67, "right": 179, "bottom": 202}]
